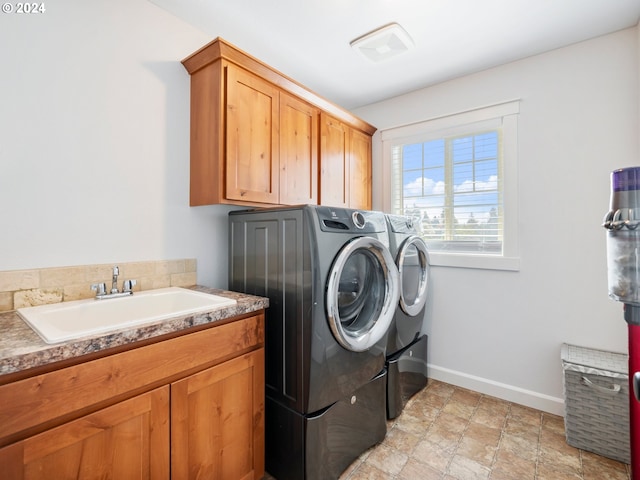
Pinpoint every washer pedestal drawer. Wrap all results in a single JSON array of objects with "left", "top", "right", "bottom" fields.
[{"left": 265, "top": 369, "right": 387, "bottom": 480}]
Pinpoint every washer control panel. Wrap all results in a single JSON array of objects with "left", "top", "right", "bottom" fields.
[{"left": 316, "top": 206, "right": 385, "bottom": 233}]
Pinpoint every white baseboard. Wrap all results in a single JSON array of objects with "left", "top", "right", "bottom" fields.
[{"left": 428, "top": 364, "right": 565, "bottom": 416}]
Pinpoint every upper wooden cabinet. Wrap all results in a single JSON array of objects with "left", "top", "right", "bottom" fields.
[
  {"left": 226, "top": 65, "right": 280, "bottom": 204},
  {"left": 319, "top": 113, "right": 373, "bottom": 210},
  {"left": 279, "top": 92, "right": 319, "bottom": 205},
  {"left": 182, "top": 38, "right": 375, "bottom": 208},
  {"left": 349, "top": 127, "right": 373, "bottom": 210},
  {"left": 320, "top": 113, "right": 349, "bottom": 208}
]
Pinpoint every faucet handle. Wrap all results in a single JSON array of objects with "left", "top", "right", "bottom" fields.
[
  {"left": 122, "top": 279, "right": 137, "bottom": 293},
  {"left": 91, "top": 283, "right": 107, "bottom": 296},
  {"left": 113, "top": 266, "right": 120, "bottom": 276}
]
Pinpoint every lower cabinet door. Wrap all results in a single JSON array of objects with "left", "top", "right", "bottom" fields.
[
  {"left": 0, "top": 386, "right": 170, "bottom": 479},
  {"left": 171, "top": 349, "right": 265, "bottom": 480}
]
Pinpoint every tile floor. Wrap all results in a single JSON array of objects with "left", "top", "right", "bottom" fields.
[{"left": 266, "top": 379, "right": 631, "bottom": 480}]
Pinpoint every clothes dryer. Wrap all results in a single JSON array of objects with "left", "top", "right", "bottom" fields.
[
  {"left": 385, "top": 213, "right": 430, "bottom": 419},
  {"left": 229, "top": 205, "right": 400, "bottom": 480}
]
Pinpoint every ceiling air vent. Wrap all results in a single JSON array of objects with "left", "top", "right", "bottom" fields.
[{"left": 350, "top": 23, "right": 414, "bottom": 63}]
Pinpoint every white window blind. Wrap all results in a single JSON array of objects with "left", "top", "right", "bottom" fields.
[{"left": 382, "top": 100, "right": 520, "bottom": 270}]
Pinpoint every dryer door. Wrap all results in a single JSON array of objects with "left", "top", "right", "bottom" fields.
[
  {"left": 397, "top": 235, "right": 430, "bottom": 316},
  {"left": 326, "top": 237, "right": 400, "bottom": 352}
]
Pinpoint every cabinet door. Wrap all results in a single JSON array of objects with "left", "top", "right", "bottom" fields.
[
  {"left": 171, "top": 349, "right": 265, "bottom": 480},
  {"left": 226, "top": 65, "right": 280, "bottom": 204},
  {"left": 279, "top": 92, "right": 319, "bottom": 205},
  {"left": 349, "top": 128, "right": 372, "bottom": 210},
  {"left": 319, "top": 113, "right": 349, "bottom": 207},
  {"left": 0, "top": 387, "right": 170, "bottom": 479}
]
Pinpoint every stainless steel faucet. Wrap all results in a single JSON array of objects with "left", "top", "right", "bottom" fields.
[
  {"left": 91, "top": 265, "right": 137, "bottom": 300},
  {"left": 111, "top": 265, "right": 120, "bottom": 294}
]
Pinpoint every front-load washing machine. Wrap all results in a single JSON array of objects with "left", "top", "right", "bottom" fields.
[
  {"left": 385, "top": 213, "right": 431, "bottom": 419},
  {"left": 229, "top": 205, "right": 400, "bottom": 480}
]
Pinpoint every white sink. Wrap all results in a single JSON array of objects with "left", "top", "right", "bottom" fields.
[{"left": 17, "top": 287, "right": 237, "bottom": 344}]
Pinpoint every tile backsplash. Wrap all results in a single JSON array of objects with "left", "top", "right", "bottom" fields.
[{"left": 0, "top": 259, "right": 197, "bottom": 313}]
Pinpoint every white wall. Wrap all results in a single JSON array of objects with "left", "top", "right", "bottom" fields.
[
  {"left": 0, "top": 0, "right": 239, "bottom": 288},
  {"left": 354, "top": 27, "right": 639, "bottom": 414}
]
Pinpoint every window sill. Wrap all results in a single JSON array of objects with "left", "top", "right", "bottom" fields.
[{"left": 429, "top": 252, "right": 520, "bottom": 271}]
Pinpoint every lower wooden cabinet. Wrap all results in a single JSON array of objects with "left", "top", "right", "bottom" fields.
[
  {"left": 172, "top": 349, "right": 264, "bottom": 480},
  {"left": 0, "top": 387, "right": 170, "bottom": 479},
  {"left": 0, "top": 313, "right": 265, "bottom": 480}
]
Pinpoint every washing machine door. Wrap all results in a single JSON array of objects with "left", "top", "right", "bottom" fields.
[
  {"left": 326, "top": 236, "right": 400, "bottom": 352},
  {"left": 397, "top": 235, "right": 430, "bottom": 316}
]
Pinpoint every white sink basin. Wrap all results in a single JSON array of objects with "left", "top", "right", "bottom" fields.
[{"left": 17, "top": 287, "right": 237, "bottom": 344}]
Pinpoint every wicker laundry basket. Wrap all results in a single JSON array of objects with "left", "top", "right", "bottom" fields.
[{"left": 561, "top": 343, "right": 630, "bottom": 464}]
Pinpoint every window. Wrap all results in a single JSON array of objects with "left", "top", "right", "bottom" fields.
[{"left": 381, "top": 100, "right": 520, "bottom": 270}]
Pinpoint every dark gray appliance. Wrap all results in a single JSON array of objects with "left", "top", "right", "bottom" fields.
[
  {"left": 385, "top": 214, "right": 430, "bottom": 419},
  {"left": 229, "top": 205, "right": 400, "bottom": 480}
]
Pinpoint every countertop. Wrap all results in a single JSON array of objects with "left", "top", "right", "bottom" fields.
[{"left": 0, "top": 286, "right": 268, "bottom": 377}]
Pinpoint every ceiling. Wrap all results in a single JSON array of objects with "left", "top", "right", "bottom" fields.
[{"left": 150, "top": 0, "right": 640, "bottom": 110}]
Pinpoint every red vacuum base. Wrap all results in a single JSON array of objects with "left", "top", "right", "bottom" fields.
[{"left": 628, "top": 324, "right": 640, "bottom": 478}]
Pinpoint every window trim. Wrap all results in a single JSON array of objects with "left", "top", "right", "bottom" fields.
[{"left": 381, "top": 100, "right": 520, "bottom": 271}]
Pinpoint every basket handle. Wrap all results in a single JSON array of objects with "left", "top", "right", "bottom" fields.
[{"left": 581, "top": 376, "right": 621, "bottom": 394}]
